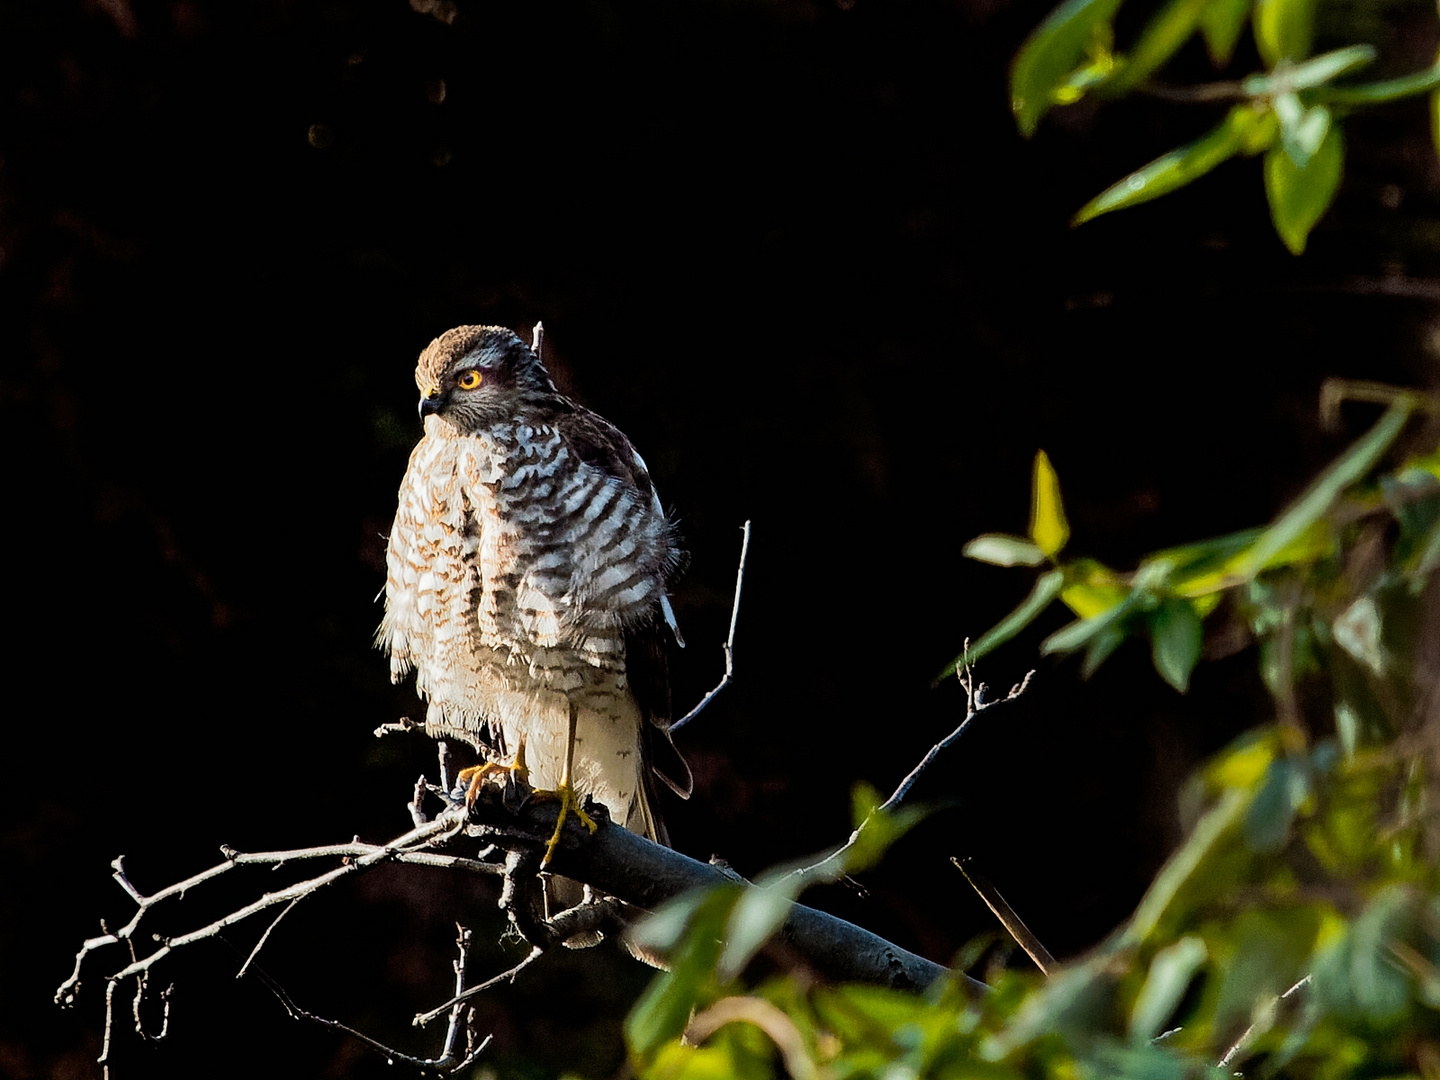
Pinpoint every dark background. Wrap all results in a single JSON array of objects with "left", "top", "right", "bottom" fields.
[{"left": 4, "top": 1, "right": 1440, "bottom": 1077}]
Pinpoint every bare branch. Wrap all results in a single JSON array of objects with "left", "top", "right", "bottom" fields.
[
  {"left": 671, "top": 520, "right": 751, "bottom": 732},
  {"left": 952, "top": 857, "right": 1055, "bottom": 975},
  {"left": 63, "top": 716, "right": 992, "bottom": 1074},
  {"left": 789, "top": 657, "right": 1035, "bottom": 884},
  {"left": 455, "top": 788, "right": 959, "bottom": 992},
  {"left": 56, "top": 814, "right": 477, "bottom": 1007}
]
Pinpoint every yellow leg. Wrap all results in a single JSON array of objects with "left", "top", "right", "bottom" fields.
[
  {"left": 458, "top": 734, "right": 530, "bottom": 806},
  {"left": 542, "top": 704, "right": 597, "bottom": 868}
]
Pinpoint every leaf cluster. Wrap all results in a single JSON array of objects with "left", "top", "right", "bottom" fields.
[
  {"left": 1012, "top": 0, "right": 1440, "bottom": 252},
  {"left": 622, "top": 384, "right": 1440, "bottom": 1079}
]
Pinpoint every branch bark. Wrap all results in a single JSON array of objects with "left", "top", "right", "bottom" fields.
[{"left": 462, "top": 784, "right": 959, "bottom": 992}]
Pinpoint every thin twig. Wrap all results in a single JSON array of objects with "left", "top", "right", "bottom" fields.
[
  {"left": 1217, "top": 975, "right": 1311, "bottom": 1069},
  {"left": 413, "top": 946, "right": 544, "bottom": 1026},
  {"left": 672, "top": 520, "right": 751, "bottom": 732},
  {"left": 252, "top": 962, "right": 495, "bottom": 1072},
  {"left": 131, "top": 975, "right": 172, "bottom": 1041},
  {"left": 952, "top": 857, "right": 1055, "bottom": 975},
  {"left": 789, "top": 658, "right": 1036, "bottom": 882},
  {"left": 99, "top": 976, "right": 117, "bottom": 1079},
  {"left": 885, "top": 667, "right": 1034, "bottom": 814},
  {"left": 439, "top": 926, "right": 472, "bottom": 1062},
  {"left": 1137, "top": 79, "right": 1247, "bottom": 102},
  {"left": 236, "top": 897, "right": 302, "bottom": 979}
]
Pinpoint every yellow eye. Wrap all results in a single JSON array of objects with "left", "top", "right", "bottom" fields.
[{"left": 456, "top": 369, "right": 482, "bottom": 390}]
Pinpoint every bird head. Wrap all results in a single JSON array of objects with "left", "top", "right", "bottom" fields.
[{"left": 413, "top": 325, "right": 557, "bottom": 431}]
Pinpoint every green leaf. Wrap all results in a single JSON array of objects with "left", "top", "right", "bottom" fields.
[
  {"left": 1227, "top": 400, "right": 1413, "bottom": 576},
  {"left": 1073, "top": 104, "right": 1261, "bottom": 224},
  {"left": 1130, "top": 936, "right": 1208, "bottom": 1042},
  {"left": 1244, "top": 756, "right": 1307, "bottom": 851},
  {"left": 1311, "top": 885, "right": 1415, "bottom": 1024},
  {"left": 1122, "top": 786, "right": 1249, "bottom": 947},
  {"left": 935, "top": 568, "right": 1065, "bottom": 680},
  {"left": 1149, "top": 598, "right": 1203, "bottom": 692},
  {"left": 1242, "top": 45, "right": 1375, "bottom": 96},
  {"left": 844, "top": 785, "right": 927, "bottom": 875},
  {"left": 1029, "top": 450, "right": 1070, "bottom": 557},
  {"left": 1253, "top": 0, "right": 1316, "bottom": 66},
  {"left": 1106, "top": 0, "right": 1210, "bottom": 94},
  {"left": 1160, "top": 527, "right": 1265, "bottom": 595},
  {"left": 1010, "top": 0, "right": 1126, "bottom": 136},
  {"left": 1409, "top": 512, "right": 1440, "bottom": 588},
  {"left": 981, "top": 954, "right": 1115, "bottom": 1057},
  {"left": 1211, "top": 907, "right": 1323, "bottom": 1038},
  {"left": 1432, "top": 83, "right": 1440, "bottom": 162},
  {"left": 720, "top": 876, "right": 805, "bottom": 981},
  {"left": 1264, "top": 120, "right": 1342, "bottom": 254},
  {"left": 1042, "top": 584, "right": 1146, "bottom": 655},
  {"left": 627, "top": 885, "right": 743, "bottom": 1057},
  {"left": 1317, "top": 55, "right": 1436, "bottom": 105},
  {"left": 1199, "top": 0, "right": 1251, "bottom": 65},
  {"left": 964, "top": 533, "right": 1046, "bottom": 567},
  {"left": 1080, "top": 620, "right": 1128, "bottom": 677}
]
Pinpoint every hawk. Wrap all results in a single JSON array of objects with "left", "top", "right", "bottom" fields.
[{"left": 378, "top": 324, "right": 689, "bottom": 853}]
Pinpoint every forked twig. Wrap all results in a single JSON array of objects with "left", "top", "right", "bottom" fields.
[
  {"left": 672, "top": 520, "right": 751, "bottom": 732},
  {"left": 413, "top": 945, "right": 544, "bottom": 1026}
]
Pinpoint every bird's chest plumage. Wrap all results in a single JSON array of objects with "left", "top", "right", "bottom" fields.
[{"left": 382, "top": 418, "right": 665, "bottom": 724}]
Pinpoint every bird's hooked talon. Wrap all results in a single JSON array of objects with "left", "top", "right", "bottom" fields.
[
  {"left": 540, "top": 783, "right": 598, "bottom": 868},
  {"left": 457, "top": 736, "right": 531, "bottom": 807}
]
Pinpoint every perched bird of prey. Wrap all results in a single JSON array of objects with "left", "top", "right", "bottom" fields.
[{"left": 378, "top": 324, "right": 689, "bottom": 855}]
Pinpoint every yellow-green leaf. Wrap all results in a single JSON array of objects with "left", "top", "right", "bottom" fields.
[
  {"left": 1265, "top": 119, "right": 1342, "bottom": 254},
  {"left": 935, "top": 568, "right": 1065, "bottom": 681},
  {"left": 1318, "top": 53, "right": 1434, "bottom": 105},
  {"left": 1254, "top": 0, "right": 1316, "bottom": 67},
  {"left": 1105, "top": 0, "right": 1210, "bottom": 94},
  {"left": 1226, "top": 400, "right": 1412, "bottom": 577},
  {"left": 1130, "top": 936, "right": 1208, "bottom": 1041},
  {"left": 1199, "top": 0, "right": 1251, "bottom": 65},
  {"left": 1029, "top": 450, "right": 1070, "bottom": 557},
  {"left": 1010, "top": 0, "right": 1126, "bottom": 136},
  {"left": 1060, "top": 558, "right": 1128, "bottom": 618},
  {"left": 1432, "top": 82, "right": 1440, "bottom": 162},
  {"left": 1073, "top": 104, "right": 1261, "bottom": 224}
]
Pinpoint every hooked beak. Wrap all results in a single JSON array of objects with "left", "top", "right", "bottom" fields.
[{"left": 418, "top": 385, "right": 443, "bottom": 419}]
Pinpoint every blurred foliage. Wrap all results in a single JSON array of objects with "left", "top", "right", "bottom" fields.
[
  {"left": 1011, "top": 0, "right": 1440, "bottom": 252},
  {"left": 622, "top": 382, "right": 1440, "bottom": 1078}
]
